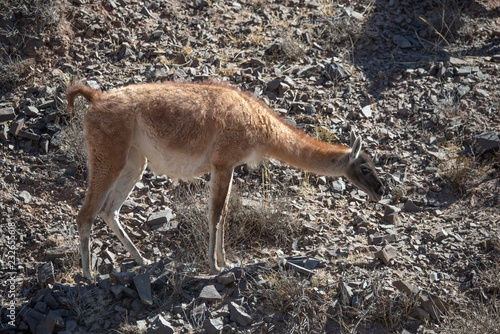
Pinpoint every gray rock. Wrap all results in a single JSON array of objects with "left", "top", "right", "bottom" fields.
[
  {"left": 45, "top": 247, "right": 75, "bottom": 260},
  {"left": 339, "top": 282, "right": 353, "bottom": 306},
  {"left": 134, "top": 273, "right": 153, "bottom": 305},
  {"left": 455, "top": 66, "right": 472, "bottom": 76},
  {"left": 368, "top": 232, "right": 396, "bottom": 245},
  {"left": 324, "top": 63, "right": 351, "bottom": 82},
  {"left": 394, "top": 35, "right": 412, "bottom": 48},
  {"left": 110, "top": 285, "right": 125, "bottom": 299},
  {"left": 18, "top": 190, "right": 32, "bottom": 204},
  {"left": 199, "top": 285, "right": 222, "bottom": 302},
  {"left": 24, "top": 106, "right": 40, "bottom": 116},
  {"left": 404, "top": 199, "right": 421, "bottom": 212},
  {"left": 147, "top": 209, "right": 175, "bottom": 227},
  {"left": 331, "top": 179, "right": 346, "bottom": 193},
  {"left": 0, "top": 107, "right": 16, "bottom": 122},
  {"left": 474, "top": 131, "right": 500, "bottom": 153},
  {"left": 18, "top": 130, "right": 41, "bottom": 141},
  {"left": 229, "top": 302, "right": 252, "bottom": 326},
  {"left": 266, "top": 78, "right": 282, "bottom": 91},
  {"left": 147, "top": 314, "right": 174, "bottom": 334},
  {"left": 216, "top": 271, "right": 236, "bottom": 285},
  {"left": 449, "top": 57, "right": 468, "bottom": 66},
  {"left": 203, "top": 318, "right": 223, "bottom": 334},
  {"left": 9, "top": 118, "right": 24, "bottom": 136},
  {"left": 393, "top": 280, "right": 420, "bottom": 295},
  {"left": 457, "top": 85, "right": 470, "bottom": 97},
  {"left": 434, "top": 229, "right": 449, "bottom": 242},
  {"left": 37, "top": 310, "right": 64, "bottom": 333},
  {"left": 375, "top": 245, "right": 398, "bottom": 265},
  {"left": 383, "top": 205, "right": 400, "bottom": 224},
  {"left": 110, "top": 272, "right": 136, "bottom": 285},
  {"left": 361, "top": 104, "right": 372, "bottom": 118},
  {"left": 38, "top": 262, "right": 55, "bottom": 287}
]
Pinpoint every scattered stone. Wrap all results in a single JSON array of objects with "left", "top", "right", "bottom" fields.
[
  {"left": 203, "top": 318, "right": 224, "bottom": 334},
  {"left": 148, "top": 314, "right": 174, "bottom": 334},
  {"left": 339, "top": 282, "right": 354, "bottom": 306},
  {"left": 324, "top": 63, "right": 351, "bottom": 82},
  {"left": 474, "top": 131, "right": 500, "bottom": 153},
  {"left": 18, "top": 190, "right": 32, "bottom": 204},
  {"left": 394, "top": 35, "right": 412, "bottom": 48},
  {"left": 375, "top": 245, "right": 398, "bottom": 265},
  {"left": 0, "top": 107, "right": 16, "bottom": 122},
  {"left": 383, "top": 205, "right": 400, "bottom": 224},
  {"left": 229, "top": 302, "right": 252, "bottom": 326},
  {"left": 216, "top": 271, "right": 236, "bottom": 285},
  {"left": 134, "top": 273, "right": 153, "bottom": 305},
  {"left": 45, "top": 247, "right": 75, "bottom": 260},
  {"left": 110, "top": 272, "right": 136, "bottom": 285},
  {"left": 147, "top": 209, "right": 175, "bottom": 227},
  {"left": 434, "top": 229, "right": 449, "bottom": 242},
  {"left": 199, "top": 285, "right": 222, "bottom": 302},
  {"left": 9, "top": 118, "right": 24, "bottom": 136},
  {"left": 24, "top": 106, "right": 40, "bottom": 116},
  {"left": 369, "top": 232, "right": 397, "bottom": 245},
  {"left": 404, "top": 199, "right": 421, "bottom": 212},
  {"left": 449, "top": 56, "right": 468, "bottom": 66},
  {"left": 393, "top": 280, "right": 420, "bottom": 295},
  {"left": 37, "top": 263, "right": 55, "bottom": 287},
  {"left": 361, "top": 104, "right": 372, "bottom": 118}
]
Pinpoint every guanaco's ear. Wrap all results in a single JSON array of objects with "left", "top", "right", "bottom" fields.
[{"left": 349, "top": 131, "right": 362, "bottom": 160}]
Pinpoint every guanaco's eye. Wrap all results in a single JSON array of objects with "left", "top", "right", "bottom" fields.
[{"left": 361, "top": 165, "right": 372, "bottom": 174}]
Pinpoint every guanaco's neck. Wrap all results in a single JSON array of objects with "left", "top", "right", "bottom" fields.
[{"left": 262, "top": 118, "right": 351, "bottom": 177}]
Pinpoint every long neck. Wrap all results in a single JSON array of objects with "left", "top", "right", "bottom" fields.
[{"left": 262, "top": 119, "right": 350, "bottom": 177}]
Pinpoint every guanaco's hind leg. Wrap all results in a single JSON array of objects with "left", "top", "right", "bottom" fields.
[
  {"left": 77, "top": 114, "right": 134, "bottom": 279},
  {"left": 208, "top": 167, "right": 234, "bottom": 274},
  {"left": 77, "top": 162, "right": 126, "bottom": 279},
  {"left": 99, "top": 146, "right": 149, "bottom": 266}
]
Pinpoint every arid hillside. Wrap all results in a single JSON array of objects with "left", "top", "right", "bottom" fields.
[{"left": 0, "top": 0, "right": 499, "bottom": 333}]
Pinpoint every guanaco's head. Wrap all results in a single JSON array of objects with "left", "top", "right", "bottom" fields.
[{"left": 344, "top": 131, "right": 385, "bottom": 201}]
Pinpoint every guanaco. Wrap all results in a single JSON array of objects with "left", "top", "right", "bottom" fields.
[{"left": 66, "top": 81, "right": 384, "bottom": 278}]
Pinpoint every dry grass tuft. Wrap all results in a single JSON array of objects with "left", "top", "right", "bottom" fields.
[
  {"left": 252, "top": 265, "right": 332, "bottom": 332},
  {"left": 440, "top": 299, "right": 500, "bottom": 334},
  {"left": 437, "top": 141, "right": 489, "bottom": 193},
  {"left": 167, "top": 182, "right": 301, "bottom": 271},
  {"left": 0, "top": 56, "right": 35, "bottom": 88},
  {"left": 279, "top": 33, "right": 307, "bottom": 61},
  {"left": 58, "top": 286, "right": 113, "bottom": 324}
]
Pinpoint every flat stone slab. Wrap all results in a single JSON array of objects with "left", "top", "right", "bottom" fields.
[{"left": 199, "top": 285, "right": 222, "bottom": 302}]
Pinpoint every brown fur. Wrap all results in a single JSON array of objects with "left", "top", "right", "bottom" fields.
[{"left": 67, "top": 80, "right": 384, "bottom": 278}]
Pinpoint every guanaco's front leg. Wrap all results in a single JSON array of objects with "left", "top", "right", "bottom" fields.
[{"left": 208, "top": 166, "right": 234, "bottom": 275}]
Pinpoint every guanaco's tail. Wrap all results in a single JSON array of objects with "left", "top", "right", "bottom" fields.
[{"left": 66, "top": 84, "right": 102, "bottom": 116}]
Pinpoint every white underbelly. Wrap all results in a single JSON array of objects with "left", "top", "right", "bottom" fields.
[
  {"left": 146, "top": 150, "right": 211, "bottom": 178},
  {"left": 132, "top": 127, "right": 212, "bottom": 179}
]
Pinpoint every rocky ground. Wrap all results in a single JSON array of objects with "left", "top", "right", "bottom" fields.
[{"left": 1, "top": 0, "right": 499, "bottom": 333}]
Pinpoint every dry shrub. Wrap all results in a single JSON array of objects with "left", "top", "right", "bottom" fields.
[
  {"left": 315, "top": 15, "right": 362, "bottom": 50},
  {"left": 333, "top": 274, "right": 420, "bottom": 333},
  {"left": 0, "top": 0, "right": 62, "bottom": 34},
  {"left": 58, "top": 286, "right": 113, "bottom": 324},
  {"left": 253, "top": 265, "right": 331, "bottom": 332},
  {"left": 280, "top": 33, "right": 307, "bottom": 61},
  {"left": 0, "top": 56, "right": 35, "bottom": 88},
  {"left": 440, "top": 299, "right": 500, "bottom": 334},
  {"left": 437, "top": 141, "right": 489, "bottom": 193},
  {"left": 314, "top": 126, "right": 339, "bottom": 145},
  {"left": 476, "top": 255, "right": 500, "bottom": 296},
  {"left": 169, "top": 182, "right": 301, "bottom": 271},
  {"left": 365, "top": 275, "right": 420, "bottom": 331}
]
